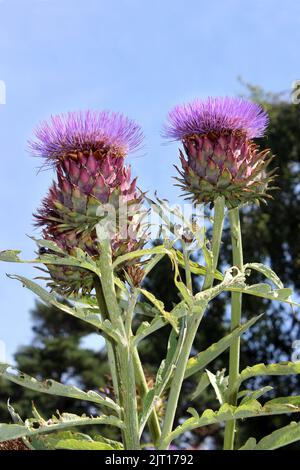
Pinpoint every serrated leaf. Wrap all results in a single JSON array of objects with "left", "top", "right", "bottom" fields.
[
  {"left": 238, "top": 361, "right": 300, "bottom": 386},
  {"left": 112, "top": 245, "right": 173, "bottom": 270},
  {"left": 0, "top": 250, "right": 22, "bottom": 262},
  {"left": 54, "top": 438, "right": 114, "bottom": 450},
  {"left": 244, "top": 263, "right": 284, "bottom": 289},
  {"left": 205, "top": 369, "right": 228, "bottom": 405},
  {"left": 165, "top": 397, "right": 300, "bottom": 447},
  {"left": 238, "top": 386, "right": 273, "bottom": 405},
  {"left": 7, "top": 275, "right": 120, "bottom": 341},
  {"left": 0, "top": 363, "right": 120, "bottom": 413},
  {"left": 133, "top": 302, "right": 188, "bottom": 346},
  {"left": 240, "top": 421, "right": 300, "bottom": 450},
  {"left": 0, "top": 412, "right": 124, "bottom": 442},
  {"left": 185, "top": 314, "right": 262, "bottom": 381},
  {"left": 229, "top": 283, "right": 299, "bottom": 307},
  {"left": 175, "top": 250, "right": 223, "bottom": 281},
  {"left": 0, "top": 248, "right": 101, "bottom": 277},
  {"left": 139, "top": 288, "right": 178, "bottom": 332}
]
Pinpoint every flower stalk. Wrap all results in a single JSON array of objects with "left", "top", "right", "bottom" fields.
[
  {"left": 159, "top": 196, "right": 225, "bottom": 449},
  {"left": 97, "top": 237, "right": 140, "bottom": 450},
  {"left": 223, "top": 207, "right": 244, "bottom": 450}
]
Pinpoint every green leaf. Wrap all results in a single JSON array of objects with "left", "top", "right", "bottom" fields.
[
  {"left": 53, "top": 438, "right": 115, "bottom": 450},
  {"left": 176, "top": 250, "right": 223, "bottom": 281},
  {"left": 112, "top": 245, "right": 173, "bottom": 270},
  {"left": 139, "top": 320, "right": 187, "bottom": 436},
  {"left": 238, "top": 361, "right": 300, "bottom": 386},
  {"left": 240, "top": 421, "right": 300, "bottom": 450},
  {"left": 0, "top": 250, "right": 22, "bottom": 262},
  {"left": 7, "top": 275, "right": 120, "bottom": 341},
  {"left": 165, "top": 396, "right": 300, "bottom": 447},
  {"left": 29, "top": 430, "right": 93, "bottom": 450},
  {"left": 139, "top": 288, "right": 178, "bottom": 332},
  {"left": 185, "top": 314, "right": 263, "bottom": 380},
  {"left": 30, "top": 237, "right": 65, "bottom": 255},
  {"left": 238, "top": 386, "right": 273, "bottom": 405},
  {"left": 0, "top": 363, "right": 120, "bottom": 414},
  {"left": 244, "top": 262, "right": 284, "bottom": 288},
  {"left": 229, "top": 283, "right": 299, "bottom": 307},
  {"left": 205, "top": 369, "right": 228, "bottom": 405},
  {"left": 133, "top": 302, "right": 188, "bottom": 346},
  {"left": 0, "top": 247, "right": 102, "bottom": 277},
  {"left": 0, "top": 412, "right": 124, "bottom": 442}
]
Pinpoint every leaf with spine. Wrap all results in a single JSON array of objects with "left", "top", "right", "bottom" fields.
[
  {"left": 169, "top": 250, "right": 194, "bottom": 307},
  {"left": 175, "top": 250, "right": 223, "bottom": 281},
  {"left": 205, "top": 369, "right": 228, "bottom": 405},
  {"left": 164, "top": 397, "right": 300, "bottom": 447},
  {"left": 6, "top": 274, "right": 122, "bottom": 342},
  {"left": 112, "top": 245, "right": 173, "bottom": 271},
  {"left": 139, "top": 288, "right": 178, "bottom": 332},
  {"left": 238, "top": 386, "right": 273, "bottom": 405},
  {"left": 30, "top": 237, "right": 65, "bottom": 255},
  {"left": 190, "top": 372, "right": 211, "bottom": 400},
  {"left": 238, "top": 362, "right": 300, "bottom": 386},
  {"left": 0, "top": 412, "right": 124, "bottom": 442},
  {"left": 133, "top": 301, "right": 188, "bottom": 346},
  {"left": 239, "top": 421, "right": 300, "bottom": 450},
  {"left": 244, "top": 262, "right": 284, "bottom": 288},
  {"left": 145, "top": 194, "right": 207, "bottom": 251},
  {"left": 139, "top": 320, "right": 187, "bottom": 436},
  {"left": 228, "top": 283, "right": 299, "bottom": 307},
  {"left": 185, "top": 314, "right": 263, "bottom": 382},
  {"left": 0, "top": 247, "right": 102, "bottom": 277},
  {"left": 212, "top": 263, "right": 299, "bottom": 307},
  {"left": 194, "top": 267, "right": 246, "bottom": 304},
  {"left": 0, "top": 363, "right": 120, "bottom": 413}
]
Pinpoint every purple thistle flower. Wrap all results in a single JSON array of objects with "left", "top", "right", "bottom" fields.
[
  {"left": 164, "top": 97, "right": 273, "bottom": 207},
  {"left": 163, "top": 97, "right": 268, "bottom": 141},
  {"left": 32, "top": 110, "right": 145, "bottom": 295},
  {"left": 29, "top": 110, "right": 144, "bottom": 164}
]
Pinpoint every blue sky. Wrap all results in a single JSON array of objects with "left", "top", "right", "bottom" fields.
[{"left": 0, "top": 0, "right": 299, "bottom": 362}]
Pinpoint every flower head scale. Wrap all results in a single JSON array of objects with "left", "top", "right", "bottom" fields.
[
  {"left": 29, "top": 110, "right": 144, "bottom": 166},
  {"left": 163, "top": 97, "right": 268, "bottom": 141}
]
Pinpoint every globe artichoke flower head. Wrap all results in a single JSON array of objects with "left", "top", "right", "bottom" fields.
[
  {"left": 30, "top": 110, "right": 145, "bottom": 294},
  {"left": 164, "top": 97, "right": 274, "bottom": 207}
]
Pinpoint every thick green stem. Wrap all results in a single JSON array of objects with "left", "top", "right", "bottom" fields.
[
  {"left": 223, "top": 208, "right": 243, "bottom": 450},
  {"left": 159, "top": 197, "right": 225, "bottom": 449},
  {"left": 98, "top": 239, "right": 140, "bottom": 450},
  {"left": 132, "top": 348, "right": 162, "bottom": 445},
  {"left": 158, "top": 311, "right": 204, "bottom": 449},
  {"left": 125, "top": 289, "right": 161, "bottom": 445},
  {"left": 94, "top": 277, "right": 120, "bottom": 403},
  {"left": 203, "top": 196, "right": 226, "bottom": 290}
]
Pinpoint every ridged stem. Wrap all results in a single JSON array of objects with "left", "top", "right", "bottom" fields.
[
  {"left": 97, "top": 238, "right": 140, "bottom": 450},
  {"left": 223, "top": 208, "right": 243, "bottom": 450},
  {"left": 94, "top": 277, "right": 120, "bottom": 403},
  {"left": 159, "top": 196, "right": 225, "bottom": 449}
]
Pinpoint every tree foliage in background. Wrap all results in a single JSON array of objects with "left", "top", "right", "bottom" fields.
[{"left": 0, "top": 84, "right": 299, "bottom": 449}]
